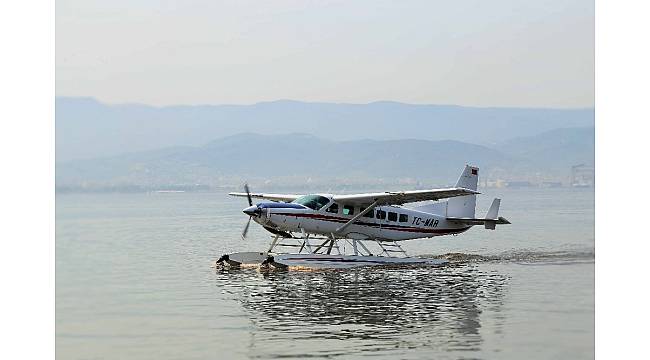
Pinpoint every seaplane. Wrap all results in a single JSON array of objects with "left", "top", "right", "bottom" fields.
[{"left": 217, "top": 165, "right": 510, "bottom": 269}]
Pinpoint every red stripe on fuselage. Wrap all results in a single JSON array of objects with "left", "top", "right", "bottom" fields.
[{"left": 271, "top": 212, "right": 470, "bottom": 235}]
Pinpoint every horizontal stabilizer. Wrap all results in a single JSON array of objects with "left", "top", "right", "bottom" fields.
[
  {"left": 447, "top": 198, "right": 510, "bottom": 229},
  {"left": 446, "top": 217, "right": 511, "bottom": 226},
  {"left": 446, "top": 216, "right": 511, "bottom": 230}
]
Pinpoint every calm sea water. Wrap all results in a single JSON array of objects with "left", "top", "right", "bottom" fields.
[{"left": 56, "top": 188, "right": 594, "bottom": 359}]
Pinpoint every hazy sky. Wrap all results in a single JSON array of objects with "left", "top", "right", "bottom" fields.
[{"left": 56, "top": 0, "right": 594, "bottom": 108}]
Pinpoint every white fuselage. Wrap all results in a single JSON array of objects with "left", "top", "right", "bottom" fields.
[{"left": 252, "top": 196, "right": 471, "bottom": 241}]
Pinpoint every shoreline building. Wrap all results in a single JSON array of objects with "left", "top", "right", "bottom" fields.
[{"left": 571, "top": 164, "right": 595, "bottom": 187}]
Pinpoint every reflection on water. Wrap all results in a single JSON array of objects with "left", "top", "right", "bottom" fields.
[{"left": 216, "top": 264, "right": 508, "bottom": 359}]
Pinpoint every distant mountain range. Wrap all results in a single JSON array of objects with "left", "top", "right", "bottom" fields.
[
  {"left": 496, "top": 127, "right": 595, "bottom": 171},
  {"left": 56, "top": 97, "right": 594, "bottom": 162},
  {"left": 56, "top": 128, "right": 594, "bottom": 189}
]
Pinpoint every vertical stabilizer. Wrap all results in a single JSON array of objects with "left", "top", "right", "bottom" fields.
[
  {"left": 447, "top": 165, "right": 479, "bottom": 218},
  {"left": 455, "top": 165, "right": 479, "bottom": 191}
]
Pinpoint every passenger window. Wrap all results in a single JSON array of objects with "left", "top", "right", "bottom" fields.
[
  {"left": 361, "top": 207, "right": 374, "bottom": 218},
  {"left": 326, "top": 203, "right": 339, "bottom": 213},
  {"left": 376, "top": 210, "right": 386, "bottom": 220},
  {"left": 399, "top": 214, "right": 408, "bottom": 222},
  {"left": 343, "top": 205, "right": 354, "bottom": 216},
  {"left": 387, "top": 212, "right": 397, "bottom": 222}
]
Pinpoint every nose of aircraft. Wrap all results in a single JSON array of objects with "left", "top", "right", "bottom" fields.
[{"left": 243, "top": 205, "right": 259, "bottom": 216}]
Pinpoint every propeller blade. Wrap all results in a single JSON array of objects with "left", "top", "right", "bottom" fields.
[
  {"left": 244, "top": 183, "right": 253, "bottom": 206},
  {"left": 241, "top": 216, "right": 252, "bottom": 240}
]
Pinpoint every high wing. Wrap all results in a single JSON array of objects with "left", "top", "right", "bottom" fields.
[
  {"left": 332, "top": 187, "right": 479, "bottom": 206},
  {"left": 228, "top": 192, "right": 301, "bottom": 203}
]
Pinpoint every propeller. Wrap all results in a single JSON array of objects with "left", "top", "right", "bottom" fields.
[
  {"left": 244, "top": 183, "right": 253, "bottom": 206},
  {"left": 241, "top": 216, "right": 252, "bottom": 240},
  {"left": 241, "top": 183, "right": 254, "bottom": 240},
  {"left": 239, "top": 183, "right": 279, "bottom": 240}
]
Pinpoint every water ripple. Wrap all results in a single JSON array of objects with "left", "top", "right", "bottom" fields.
[{"left": 429, "top": 249, "right": 595, "bottom": 264}]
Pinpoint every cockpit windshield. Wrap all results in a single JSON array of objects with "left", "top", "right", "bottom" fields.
[{"left": 292, "top": 195, "right": 331, "bottom": 211}]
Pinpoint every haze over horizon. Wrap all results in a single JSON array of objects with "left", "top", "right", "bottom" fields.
[
  {"left": 59, "top": 96, "right": 596, "bottom": 110},
  {"left": 56, "top": 0, "right": 594, "bottom": 108},
  {"left": 56, "top": 96, "right": 594, "bottom": 162}
]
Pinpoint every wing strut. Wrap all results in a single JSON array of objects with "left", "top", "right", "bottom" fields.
[{"left": 335, "top": 200, "right": 380, "bottom": 234}]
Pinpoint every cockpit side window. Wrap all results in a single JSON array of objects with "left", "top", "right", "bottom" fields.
[
  {"left": 291, "top": 195, "right": 331, "bottom": 210},
  {"left": 343, "top": 205, "right": 354, "bottom": 216},
  {"left": 326, "top": 203, "right": 339, "bottom": 213}
]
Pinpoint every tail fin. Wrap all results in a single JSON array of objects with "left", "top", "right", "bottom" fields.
[
  {"left": 447, "top": 165, "right": 479, "bottom": 218},
  {"left": 455, "top": 165, "right": 479, "bottom": 191}
]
